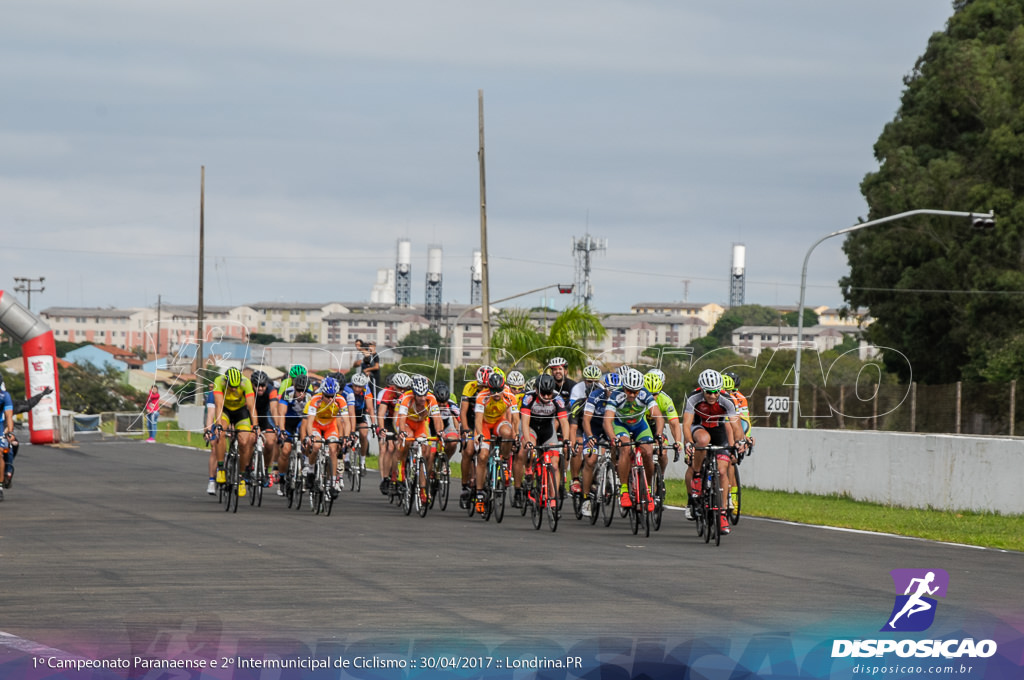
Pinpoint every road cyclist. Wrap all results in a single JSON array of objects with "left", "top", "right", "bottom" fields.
[
  {"left": 302, "top": 376, "right": 349, "bottom": 501},
  {"left": 681, "top": 369, "right": 747, "bottom": 536},
  {"left": 209, "top": 367, "right": 262, "bottom": 500},
  {"left": 516, "top": 374, "right": 569, "bottom": 510},
  {"left": 602, "top": 367, "right": 663, "bottom": 514},
  {"left": 472, "top": 371, "right": 520, "bottom": 515},
  {"left": 343, "top": 371, "right": 377, "bottom": 481},
  {"left": 376, "top": 372, "right": 410, "bottom": 495}
]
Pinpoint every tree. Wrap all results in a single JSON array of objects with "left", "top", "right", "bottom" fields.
[
  {"left": 58, "top": 362, "right": 145, "bottom": 414},
  {"left": 843, "top": 0, "right": 1024, "bottom": 382},
  {"left": 706, "top": 304, "right": 781, "bottom": 348},
  {"left": 248, "top": 332, "right": 283, "bottom": 345},
  {"left": 782, "top": 308, "right": 819, "bottom": 328},
  {"left": 293, "top": 332, "right": 317, "bottom": 343},
  {"left": 397, "top": 328, "right": 445, "bottom": 360},
  {"left": 491, "top": 305, "right": 607, "bottom": 371}
]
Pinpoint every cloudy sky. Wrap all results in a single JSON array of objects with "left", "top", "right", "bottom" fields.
[{"left": 1, "top": 1, "right": 955, "bottom": 316}]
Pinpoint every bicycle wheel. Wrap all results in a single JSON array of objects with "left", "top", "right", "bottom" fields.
[
  {"left": 599, "top": 463, "right": 615, "bottom": 527},
  {"left": 493, "top": 466, "right": 506, "bottom": 524},
  {"left": 545, "top": 464, "right": 559, "bottom": 532},
  {"left": 728, "top": 465, "right": 742, "bottom": 526},
  {"left": 228, "top": 456, "right": 240, "bottom": 514},
  {"left": 402, "top": 466, "right": 414, "bottom": 516},
  {"left": 572, "top": 486, "right": 583, "bottom": 521},
  {"left": 352, "top": 453, "right": 362, "bottom": 492},
  {"left": 481, "top": 471, "right": 494, "bottom": 522},
  {"left": 703, "top": 468, "right": 717, "bottom": 544},
  {"left": 324, "top": 473, "right": 335, "bottom": 516},
  {"left": 256, "top": 453, "right": 267, "bottom": 507},
  {"left": 293, "top": 466, "right": 305, "bottom": 512},
  {"left": 652, "top": 462, "right": 665, "bottom": 531},
  {"left": 346, "top": 459, "right": 356, "bottom": 493},
  {"left": 436, "top": 456, "right": 450, "bottom": 511},
  {"left": 417, "top": 458, "right": 430, "bottom": 518},
  {"left": 529, "top": 475, "right": 542, "bottom": 530},
  {"left": 637, "top": 473, "right": 651, "bottom": 538}
]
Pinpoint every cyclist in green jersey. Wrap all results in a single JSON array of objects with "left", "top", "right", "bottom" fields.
[{"left": 643, "top": 369, "right": 683, "bottom": 465}]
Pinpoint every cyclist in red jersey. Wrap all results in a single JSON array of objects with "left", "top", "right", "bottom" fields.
[
  {"left": 375, "top": 373, "right": 409, "bottom": 495},
  {"left": 682, "top": 369, "right": 746, "bottom": 535}
]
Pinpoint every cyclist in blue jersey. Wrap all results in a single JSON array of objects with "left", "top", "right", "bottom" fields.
[
  {"left": 343, "top": 372, "right": 376, "bottom": 476},
  {"left": 602, "top": 367, "right": 663, "bottom": 510},
  {"left": 578, "top": 371, "right": 619, "bottom": 517},
  {"left": 273, "top": 370, "right": 314, "bottom": 491}
]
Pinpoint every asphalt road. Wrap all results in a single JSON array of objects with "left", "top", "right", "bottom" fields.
[{"left": 0, "top": 436, "right": 1020, "bottom": 661}]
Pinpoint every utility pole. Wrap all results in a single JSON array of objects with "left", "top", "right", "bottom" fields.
[
  {"left": 13, "top": 276, "right": 45, "bottom": 311},
  {"left": 195, "top": 166, "right": 206, "bottom": 404},
  {"left": 156, "top": 294, "right": 162, "bottom": 358},
  {"left": 478, "top": 90, "right": 491, "bottom": 363}
]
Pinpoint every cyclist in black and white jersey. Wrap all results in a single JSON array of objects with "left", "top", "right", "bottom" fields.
[{"left": 516, "top": 374, "right": 569, "bottom": 508}]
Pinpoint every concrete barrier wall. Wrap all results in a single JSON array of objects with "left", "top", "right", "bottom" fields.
[{"left": 727, "top": 429, "right": 1023, "bottom": 515}]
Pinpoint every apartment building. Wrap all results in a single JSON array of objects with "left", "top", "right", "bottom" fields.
[
  {"left": 629, "top": 302, "right": 725, "bottom": 328},
  {"left": 40, "top": 305, "right": 254, "bottom": 354}
]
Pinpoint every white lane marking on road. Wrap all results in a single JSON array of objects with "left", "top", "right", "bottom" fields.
[{"left": 0, "top": 631, "right": 81, "bottom": 659}]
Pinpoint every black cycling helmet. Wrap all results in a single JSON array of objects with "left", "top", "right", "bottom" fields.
[
  {"left": 722, "top": 371, "right": 741, "bottom": 390},
  {"left": 434, "top": 381, "right": 450, "bottom": 403},
  {"left": 250, "top": 370, "right": 270, "bottom": 388},
  {"left": 487, "top": 373, "right": 505, "bottom": 392},
  {"left": 294, "top": 375, "right": 310, "bottom": 392},
  {"left": 536, "top": 373, "right": 556, "bottom": 396}
]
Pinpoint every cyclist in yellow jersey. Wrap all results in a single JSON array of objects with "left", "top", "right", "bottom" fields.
[
  {"left": 458, "top": 365, "right": 490, "bottom": 509},
  {"left": 210, "top": 367, "right": 261, "bottom": 498}
]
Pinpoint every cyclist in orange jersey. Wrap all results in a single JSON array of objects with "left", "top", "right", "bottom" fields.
[{"left": 303, "top": 376, "right": 349, "bottom": 499}]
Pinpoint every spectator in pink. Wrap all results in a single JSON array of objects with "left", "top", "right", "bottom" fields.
[{"left": 145, "top": 386, "right": 160, "bottom": 442}]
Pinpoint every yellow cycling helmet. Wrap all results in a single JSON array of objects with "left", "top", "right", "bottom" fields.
[
  {"left": 225, "top": 367, "right": 243, "bottom": 388},
  {"left": 642, "top": 371, "right": 664, "bottom": 394},
  {"left": 722, "top": 374, "right": 736, "bottom": 391}
]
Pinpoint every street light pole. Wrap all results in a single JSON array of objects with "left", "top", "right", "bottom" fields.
[{"left": 791, "top": 208, "right": 995, "bottom": 428}]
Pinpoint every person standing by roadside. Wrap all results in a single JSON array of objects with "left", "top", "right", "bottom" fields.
[
  {"left": 362, "top": 341, "right": 381, "bottom": 396},
  {"left": 145, "top": 385, "right": 160, "bottom": 442}
]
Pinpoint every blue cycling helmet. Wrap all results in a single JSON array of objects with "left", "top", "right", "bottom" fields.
[
  {"left": 321, "top": 376, "right": 340, "bottom": 397},
  {"left": 602, "top": 372, "right": 622, "bottom": 390}
]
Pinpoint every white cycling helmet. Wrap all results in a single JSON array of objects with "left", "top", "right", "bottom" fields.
[
  {"left": 506, "top": 370, "right": 526, "bottom": 388},
  {"left": 392, "top": 373, "right": 412, "bottom": 389},
  {"left": 697, "top": 368, "right": 724, "bottom": 392},
  {"left": 616, "top": 364, "right": 632, "bottom": 377},
  {"left": 350, "top": 372, "right": 370, "bottom": 387},
  {"left": 622, "top": 368, "right": 644, "bottom": 391}
]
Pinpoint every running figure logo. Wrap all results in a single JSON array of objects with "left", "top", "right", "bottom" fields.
[{"left": 882, "top": 568, "right": 949, "bottom": 632}]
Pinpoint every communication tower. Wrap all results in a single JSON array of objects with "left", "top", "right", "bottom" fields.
[{"left": 571, "top": 234, "right": 607, "bottom": 309}]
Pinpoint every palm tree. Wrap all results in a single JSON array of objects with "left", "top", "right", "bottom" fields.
[{"left": 491, "top": 305, "right": 606, "bottom": 372}]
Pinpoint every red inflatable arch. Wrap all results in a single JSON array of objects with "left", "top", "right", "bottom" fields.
[{"left": 0, "top": 290, "right": 61, "bottom": 444}]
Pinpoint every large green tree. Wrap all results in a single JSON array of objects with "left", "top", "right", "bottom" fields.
[{"left": 843, "top": 0, "right": 1024, "bottom": 383}]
